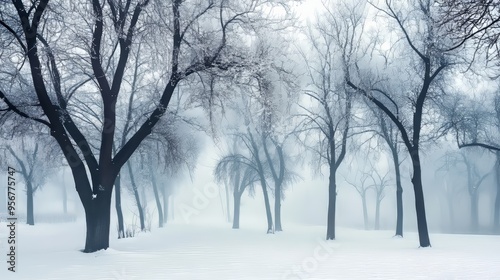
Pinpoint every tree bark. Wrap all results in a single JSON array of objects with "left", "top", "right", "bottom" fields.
[
  {"left": 410, "top": 149, "right": 431, "bottom": 247},
  {"left": 326, "top": 168, "right": 337, "bottom": 240},
  {"left": 114, "top": 174, "right": 125, "bottom": 238},
  {"left": 83, "top": 188, "right": 113, "bottom": 253},
  {"left": 127, "top": 161, "right": 145, "bottom": 231}
]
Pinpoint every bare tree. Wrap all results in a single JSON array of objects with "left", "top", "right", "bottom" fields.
[
  {"left": 344, "top": 171, "right": 372, "bottom": 230},
  {"left": 345, "top": 0, "right": 459, "bottom": 247},
  {"left": 214, "top": 141, "right": 260, "bottom": 229},
  {"left": 1, "top": 136, "right": 57, "bottom": 225},
  {"left": 0, "top": 0, "right": 296, "bottom": 252},
  {"left": 297, "top": 0, "right": 369, "bottom": 240},
  {"left": 366, "top": 163, "right": 390, "bottom": 230},
  {"left": 445, "top": 90, "right": 500, "bottom": 232}
]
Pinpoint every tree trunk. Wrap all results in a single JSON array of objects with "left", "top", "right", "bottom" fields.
[
  {"left": 26, "top": 180, "right": 34, "bottom": 226},
  {"left": 83, "top": 189, "right": 113, "bottom": 253},
  {"left": 326, "top": 168, "right": 337, "bottom": 240},
  {"left": 114, "top": 174, "right": 125, "bottom": 238},
  {"left": 362, "top": 193, "right": 368, "bottom": 230},
  {"left": 261, "top": 183, "right": 274, "bottom": 233},
  {"left": 375, "top": 198, "right": 381, "bottom": 230},
  {"left": 274, "top": 180, "right": 283, "bottom": 232},
  {"left": 233, "top": 191, "right": 241, "bottom": 229},
  {"left": 149, "top": 166, "right": 164, "bottom": 228},
  {"left": 410, "top": 149, "right": 431, "bottom": 247},
  {"left": 162, "top": 187, "right": 169, "bottom": 224},
  {"left": 471, "top": 191, "right": 479, "bottom": 232},
  {"left": 127, "top": 162, "right": 145, "bottom": 231},
  {"left": 225, "top": 181, "right": 231, "bottom": 223},
  {"left": 391, "top": 147, "right": 403, "bottom": 237}
]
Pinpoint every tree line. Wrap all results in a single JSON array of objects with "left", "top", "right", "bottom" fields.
[{"left": 1, "top": 0, "right": 499, "bottom": 252}]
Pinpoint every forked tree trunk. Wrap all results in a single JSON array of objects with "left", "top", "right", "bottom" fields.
[
  {"left": 114, "top": 174, "right": 125, "bottom": 238},
  {"left": 326, "top": 167, "right": 337, "bottom": 240},
  {"left": 391, "top": 147, "right": 403, "bottom": 237},
  {"left": 410, "top": 149, "right": 431, "bottom": 247},
  {"left": 26, "top": 180, "right": 34, "bottom": 226},
  {"left": 233, "top": 191, "right": 241, "bottom": 229}
]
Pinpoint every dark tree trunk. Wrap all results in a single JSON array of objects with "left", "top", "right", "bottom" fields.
[
  {"left": 83, "top": 189, "right": 113, "bottom": 253},
  {"left": 410, "top": 149, "right": 431, "bottom": 247},
  {"left": 391, "top": 147, "right": 403, "bottom": 237},
  {"left": 114, "top": 174, "right": 125, "bottom": 238},
  {"left": 233, "top": 191, "right": 241, "bottom": 229},
  {"left": 26, "top": 181, "right": 34, "bottom": 226},
  {"left": 362, "top": 193, "right": 369, "bottom": 230},
  {"left": 326, "top": 168, "right": 337, "bottom": 240},
  {"left": 274, "top": 180, "right": 282, "bottom": 232},
  {"left": 471, "top": 191, "right": 479, "bottom": 232},
  {"left": 149, "top": 164, "right": 164, "bottom": 228},
  {"left": 127, "top": 162, "right": 145, "bottom": 231}
]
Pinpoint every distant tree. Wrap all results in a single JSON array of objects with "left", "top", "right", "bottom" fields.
[
  {"left": 368, "top": 106, "right": 405, "bottom": 236},
  {"left": 445, "top": 91, "right": 500, "bottom": 232},
  {"left": 298, "top": 0, "right": 364, "bottom": 240},
  {"left": 344, "top": 170, "right": 372, "bottom": 230},
  {"left": 366, "top": 163, "right": 390, "bottom": 231},
  {"left": 1, "top": 136, "right": 57, "bottom": 225},
  {"left": 214, "top": 140, "right": 260, "bottom": 229}
]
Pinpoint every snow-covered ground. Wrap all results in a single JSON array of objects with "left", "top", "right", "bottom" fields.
[{"left": 1, "top": 221, "right": 500, "bottom": 279}]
